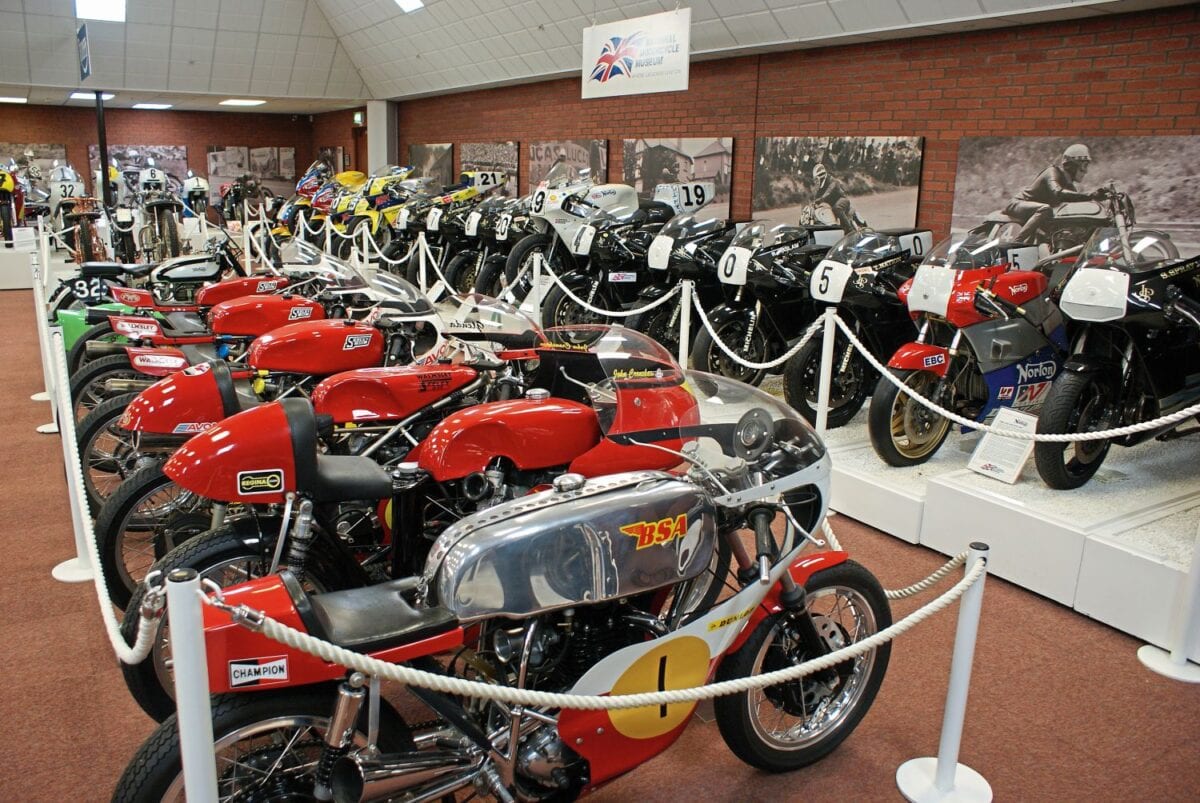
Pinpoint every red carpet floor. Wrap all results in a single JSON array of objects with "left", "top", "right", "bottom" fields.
[{"left": 0, "top": 288, "right": 1197, "bottom": 801}]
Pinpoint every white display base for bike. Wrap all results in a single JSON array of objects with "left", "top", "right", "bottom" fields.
[
  {"left": 896, "top": 757, "right": 992, "bottom": 803},
  {"left": 1136, "top": 645, "right": 1200, "bottom": 682},
  {"left": 30, "top": 391, "right": 49, "bottom": 401},
  {"left": 51, "top": 557, "right": 94, "bottom": 583},
  {"left": 36, "top": 422, "right": 59, "bottom": 434}
]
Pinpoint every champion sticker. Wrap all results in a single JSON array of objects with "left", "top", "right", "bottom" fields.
[
  {"left": 288, "top": 306, "right": 314, "bottom": 320},
  {"left": 237, "top": 469, "right": 284, "bottom": 494},
  {"left": 228, "top": 656, "right": 289, "bottom": 687},
  {"left": 343, "top": 334, "right": 373, "bottom": 350}
]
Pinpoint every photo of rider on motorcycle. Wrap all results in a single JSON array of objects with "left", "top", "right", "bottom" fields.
[
  {"left": 1003, "top": 144, "right": 1104, "bottom": 243},
  {"left": 810, "top": 163, "right": 867, "bottom": 233}
]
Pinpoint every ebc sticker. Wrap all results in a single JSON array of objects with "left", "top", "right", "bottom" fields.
[
  {"left": 343, "top": 333, "right": 373, "bottom": 350},
  {"left": 620, "top": 514, "right": 688, "bottom": 550},
  {"left": 922, "top": 353, "right": 946, "bottom": 368},
  {"left": 228, "top": 656, "right": 289, "bottom": 688},
  {"left": 288, "top": 306, "right": 314, "bottom": 321},
  {"left": 237, "top": 469, "right": 284, "bottom": 495}
]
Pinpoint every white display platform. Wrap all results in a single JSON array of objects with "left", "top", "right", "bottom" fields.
[
  {"left": 0, "top": 248, "right": 34, "bottom": 289},
  {"left": 820, "top": 408, "right": 1199, "bottom": 657}
]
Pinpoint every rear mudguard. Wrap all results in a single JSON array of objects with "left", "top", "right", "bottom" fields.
[
  {"left": 888, "top": 342, "right": 950, "bottom": 377},
  {"left": 57, "top": 303, "right": 131, "bottom": 347},
  {"left": 724, "top": 550, "right": 850, "bottom": 655}
]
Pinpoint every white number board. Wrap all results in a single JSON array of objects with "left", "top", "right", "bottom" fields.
[
  {"left": 810, "top": 259, "right": 853, "bottom": 303},
  {"left": 465, "top": 211, "right": 482, "bottom": 236},
  {"left": 647, "top": 235, "right": 673, "bottom": 270},
  {"left": 718, "top": 246, "right": 752, "bottom": 286},
  {"left": 426, "top": 207, "right": 442, "bottom": 231}
]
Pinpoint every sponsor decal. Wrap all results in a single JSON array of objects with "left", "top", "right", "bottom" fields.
[
  {"left": 116, "top": 290, "right": 145, "bottom": 305},
  {"left": 1008, "top": 282, "right": 1029, "bottom": 296},
  {"left": 620, "top": 513, "right": 687, "bottom": 550},
  {"left": 183, "top": 362, "right": 212, "bottom": 376},
  {"left": 1014, "top": 381, "right": 1052, "bottom": 408},
  {"left": 608, "top": 271, "right": 637, "bottom": 283},
  {"left": 1135, "top": 284, "right": 1155, "bottom": 303},
  {"left": 417, "top": 371, "right": 454, "bottom": 392},
  {"left": 1016, "top": 360, "right": 1057, "bottom": 384},
  {"left": 923, "top": 353, "right": 946, "bottom": 368},
  {"left": 707, "top": 606, "right": 754, "bottom": 632},
  {"left": 611, "top": 367, "right": 663, "bottom": 380},
  {"left": 288, "top": 306, "right": 314, "bottom": 321},
  {"left": 228, "top": 656, "right": 289, "bottom": 688},
  {"left": 172, "top": 422, "right": 213, "bottom": 435},
  {"left": 237, "top": 469, "right": 284, "bottom": 495},
  {"left": 114, "top": 319, "right": 161, "bottom": 336},
  {"left": 448, "top": 319, "right": 485, "bottom": 331},
  {"left": 1160, "top": 255, "right": 1200, "bottom": 280},
  {"left": 255, "top": 280, "right": 281, "bottom": 292},
  {"left": 998, "top": 386, "right": 1015, "bottom": 401},
  {"left": 343, "top": 333, "right": 373, "bottom": 350},
  {"left": 538, "top": 341, "right": 589, "bottom": 352},
  {"left": 132, "top": 354, "right": 187, "bottom": 369}
]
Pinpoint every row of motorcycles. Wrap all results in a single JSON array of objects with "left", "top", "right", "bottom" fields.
[{"left": 51, "top": 226, "right": 893, "bottom": 799}]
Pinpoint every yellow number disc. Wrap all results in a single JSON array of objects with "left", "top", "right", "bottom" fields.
[{"left": 608, "top": 636, "right": 710, "bottom": 740}]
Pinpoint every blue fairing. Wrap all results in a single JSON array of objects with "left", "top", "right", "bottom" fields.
[{"left": 965, "top": 324, "right": 1067, "bottom": 432}]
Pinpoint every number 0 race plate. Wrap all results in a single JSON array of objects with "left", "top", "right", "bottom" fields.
[{"left": 718, "top": 246, "right": 753, "bottom": 286}]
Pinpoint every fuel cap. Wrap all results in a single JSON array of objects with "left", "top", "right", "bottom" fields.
[
  {"left": 525, "top": 388, "right": 550, "bottom": 401},
  {"left": 553, "top": 473, "right": 585, "bottom": 493}
]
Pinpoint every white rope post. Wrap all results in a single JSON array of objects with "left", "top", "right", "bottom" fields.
[
  {"left": 31, "top": 226, "right": 52, "bottom": 403},
  {"left": 531, "top": 251, "right": 544, "bottom": 320},
  {"left": 814, "top": 308, "right": 838, "bottom": 436},
  {"left": 242, "top": 201, "right": 251, "bottom": 268},
  {"left": 678, "top": 279, "right": 694, "bottom": 368},
  {"left": 295, "top": 209, "right": 305, "bottom": 243},
  {"left": 49, "top": 328, "right": 93, "bottom": 582},
  {"left": 34, "top": 271, "right": 60, "bottom": 435},
  {"left": 360, "top": 221, "right": 370, "bottom": 270},
  {"left": 166, "top": 570, "right": 219, "bottom": 801},
  {"left": 324, "top": 217, "right": 333, "bottom": 254},
  {"left": 418, "top": 232, "right": 428, "bottom": 294},
  {"left": 1137, "top": 521, "right": 1200, "bottom": 682},
  {"left": 199, "top": 204, "right": 208, "bottom": 240},
  {"left": 897, "top": 543, "right": 992, "bottom": 803}
]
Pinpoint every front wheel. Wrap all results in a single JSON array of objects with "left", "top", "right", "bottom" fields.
[
  {"left": 784, "top": 330, "right": 876, "bottom": 428},
  {"left": 443, "top": 249, "right": 485, "bottom": 294},
  {"left": 503, "top": 232, "right": 551, "bottom": 302},
  {"left": 67, "top": 320, "right": 126, "bottom": 375},
  {"left": 76, "top": 391, "right": 143, "bottom": 515},
  {"left": 68, "top": 352, "right": 141, "bottom": 421},
  {"left": 713, "top": 560, "right": 891, "bottom": 772},
  {"left": 867, "top": 368, "right": 952, "bottom": 466},
  {"left": 539, "top": 273, "right": 617, "bottom": 329},
  {"left": 1034, "top": 370, "right": 1116, "bottom": 490},
  {"left": 690, "top": 311, "right": 772, "bottom": 386},
  {"left": 0, "top": 199, "right": 14, "bottom": 246}
]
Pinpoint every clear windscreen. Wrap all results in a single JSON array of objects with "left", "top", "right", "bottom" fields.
[
  {"left": 731, "top": 221, "right": 809, "bottom": 252},
  {"left": 1073, "top": 227, "right": 1176, "bottom": 271},
  {"left": 542, "top": 162, "right": 580, "bottom": 188},
  {"left": 435, "top": 293, "right": 544, "bottom": 349},
  {"left": 921, "top": 232, "right": 1013, "bottom": 271},
  {"left": 825, "top": 229, "right": 905, "bottom": 268},
  {"left": 660, "top": 213, "right": 726, "bottom": 241}
]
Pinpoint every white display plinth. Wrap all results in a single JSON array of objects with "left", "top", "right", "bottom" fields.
[
  {"left": 0, "top": 249, "right": 35, "bottom": 290},
  {"left": 897, "top": 757, "right": 993, "bottom": 803}
]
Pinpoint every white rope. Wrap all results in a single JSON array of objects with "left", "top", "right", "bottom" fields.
[
  {"left": 820, "top": 518, "right": 966, "bottom": 600},
  {"left": 360, "top": 231, "right": 417, "bottom": 268},
  {"left": 691, "top": 286, "right": 825, "bottom": 370},
  {"left": 204, "top": 558, "right": 984, "bottom": 710},
  {"left": 832, "top": 315, "right": 1200, "bottom": 443},
  {"left": 541, "top": 260, "right": 683, "bottom": 319}
]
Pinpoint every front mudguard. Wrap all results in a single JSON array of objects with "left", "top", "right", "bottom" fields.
[{"left": 887, "top": 342, "right": 950, "bottom": 377}]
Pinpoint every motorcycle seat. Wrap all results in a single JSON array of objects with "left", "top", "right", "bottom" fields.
[
  {"left": 280, "top": 571, "right": 458, "bottom": 652},
  {"left": 79, "top": 261, "right": 127, "bottom": 278},
  {"left": 282, "top": 397, "right": 394, "bottom": 502},
  {"left": 637, "top": 199, "right": 678, "bottom": 225}
]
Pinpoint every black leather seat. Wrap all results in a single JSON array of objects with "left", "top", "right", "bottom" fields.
[
  {"left": 639, "top": 199, "right": 677, "bottom": 225},
  {"left": 79, "top": 261, "right": 126, "bottom": 278},
  {"left": 280, "top": 571, "right": 458, "bottom": 652},
  {"left": 281, "top": 398, "right": 393, "bottom": 502}
]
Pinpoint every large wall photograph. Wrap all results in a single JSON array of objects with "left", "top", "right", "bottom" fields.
[
  {"left": 622, "top": 137, "right": 732, "bottom": 220},
  {"left": 753, "top": 136, "right": 923, "bottom": 231},
  {"left": 528, "top": 140, "right": 608, "bottom": 189},
  {"left": 409, "top": 143, "right": 453, "bottom": 187},
  {"left": 951, "top": 136, "right": 1200, "bottom": 257},
  {"left": 1, "top": 142, "right": 68, "bottom": 182},
  {"left": 89, "top": 144, "right": 189, "bottom": 198},
  {"left": 460, "top": 141, "right": 518, "bottom": 197}
]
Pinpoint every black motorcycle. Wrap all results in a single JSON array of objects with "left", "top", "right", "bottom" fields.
[
  {"left": 443, "top": 196, "right": 522, "bottom": 294},
  {"left": 1034, "top": 227, "right": 1200, "bottom": 489}
]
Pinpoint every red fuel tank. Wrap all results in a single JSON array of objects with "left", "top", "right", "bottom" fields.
[
  {"left": 991, "top": 270, "right": 1048, "bottom": 306},
  {"left": 119, "top": 361, "right": 255, "bottom": 435},
  {"left": 417, "top": 398, "right": 601, "bottom": 482},
  {"left": 209, "top": 294, "right": 326, "bottom": 337},
  {"left": 195, "top": 275, "right": 290, "bottom": 307},
  {"left": 246, "top": 319, "right": 384, "bottom": 374},
  {"left": 164, "top": 401, "right": 296, "bottom": 504},
  {"left": 312, "top": 365, "right": 479, "bottom": 423}
]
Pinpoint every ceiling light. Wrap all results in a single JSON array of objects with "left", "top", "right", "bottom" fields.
[
  {"left": 133, "top": 103, "right": 172, "bottom": 109},
  {"left": 0, "top": 97, "right": 28, "bottom": 104},
  {"left": 70, "top": 91, "right": 115, "bottom": 100},
  {"left": 395, "top": 0, "right": 424, "bottom": 12},
  {"left": 220, "top": 99, "right": 267, "bottom": 106},
  {"left": 75, "top": 0, "right": 126, "bottom": 23}
]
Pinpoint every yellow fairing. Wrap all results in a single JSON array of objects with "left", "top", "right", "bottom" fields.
[
  {"left": 0, "top": 169, "right": 13, "bottom": 193},
  {"left": 335, "top": 170, "right": 367, "bottom": 190}
]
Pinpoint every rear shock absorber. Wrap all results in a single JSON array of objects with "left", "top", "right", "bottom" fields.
[
  {"left": 285, "top": 498, "right": 316, "bottom": 581},
  {"left": 313, "top": 673, "right": 367, "bottom": 801}
]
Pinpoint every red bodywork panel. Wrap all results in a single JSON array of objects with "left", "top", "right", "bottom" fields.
[
  {"left": 417, "top": 398, "right": 602, "bottom": 482},
  {"left": 887, "top": 343, "right": 951, "bottom": 376},
  {"left": 108, "top": 315, "right": 163, "bottom": 339},
  {"left": 109, "top": 286, "right": 157, "bottom": 308},
  {"left": 569, "top": 381, "right": 699, "bottom": 476},
  {"left": 201, "top": 575, "right": 465, "bottom": 694},
  {"left": 247, "top": 319, "right": 384, "bottom": 374},
  {"left": 125, "top": 346, "right": 190, "bottom": 376},
  {"left": 120, "top": 362, "right": 254, "bottom": 435},
  {"left": 209, "top": 294, "right": 326, "bottom": 337},
  {"left": 726, "top": 551, "right": 850, "bottom": 655},
  {"left": 312, "top": 365, "right": 478, "bottom": 422},
  {"left": 195, "top": 275, "right": 289, "bottom": 307},
  {"left": 164, "top": 401, "right": 296, "bottom": 503},
  {"left": 559, "top": 702, "right": 701, "bottom": 791}
]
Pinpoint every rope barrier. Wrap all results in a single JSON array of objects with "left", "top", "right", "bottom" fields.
[
  {"left": 201, "top": 556, "right": 983, "bottom": 710},
  {"left": 539, "top": 260, "right": 684, "bottom": 319},
  {"left": 691, "top": 285, "right": 825, "bottom": 370},
  {"left": 822, "top": 517, "right": 965, "bottom": 600}
]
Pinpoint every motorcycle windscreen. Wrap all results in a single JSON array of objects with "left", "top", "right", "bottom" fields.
[{"left": 434, "top": 293, "right": 543, "bottom": 351}]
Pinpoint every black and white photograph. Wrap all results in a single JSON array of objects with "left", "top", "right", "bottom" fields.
[
  {"left": 316, "top": 145, "right": 346, "bottom": 172},
  {"left": 460, "top": 141, "right": 518, "bottom": 197},
  {"left": 753, "top": 136, "right": 923, "bottom": 230},
  {"left": 528, "top": 140, "right": 608, "bottom": 188},
  {"left": 622, "top": 137, "right": 732, "bottom": 220},
  {"left": 409, "top": 143, "right": 453, "bottom": 187},
  {"left": 89, "top": 143, "right": 189, "bottom": 197},
  {"left": 205, "top": 145, "right": 250, "bottom": 203},
  {"left": 951, "top": 136, "right": 1200, "bottom": 257},
  {"left": 1, "top": 142, "right": 68, "bottom": 180}
]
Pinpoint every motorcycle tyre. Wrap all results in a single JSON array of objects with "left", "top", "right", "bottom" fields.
[
  {"left": 443, "top": 249, "right": 484, "bottom": 294},
  {"left": 783, "top": 332, "right": 875, "bottom": 429},
  {"left": 474, "top": 257, "right": 507, "bottom": 298},
  {"left": 158, "top": 211, "right": 181, "bottom": 259},
  {"left": 69, "top": 352, "right": 139, "bottom": 419},
  {"left": 112, "top": 689, "right": 413, "bottom": 803},
  {"left": 713, "top": 560, "right": 891, "bottom": 772},
  {"left": 77, "top": 217, "right": 98, "bottom": 262},
  {"left": 77, "top": 391, "right": 140, "bottom": 516},
  {"left": 0, "top": 201, "right": 13, "bottom": 246},
  {"left": 503, "top": 232, "right": 551, "bottom": 301},
  {"left": 1033, "top": 370, "right": 1114, "bottom": 490},
  {"left": 690, "top": 314, "right": 772, "bottom": 387},
  {"left": 67, "top": 321, "right": 127, "bottom": 375},
  {"left": 867, "top": 368, "right": 952, "bottom": 467},
  {"left": 629, "top": 295, "right": 687, "bottom": 360},
  {"left": 539, "top": 274, "right": 618, "bottom": 330}
]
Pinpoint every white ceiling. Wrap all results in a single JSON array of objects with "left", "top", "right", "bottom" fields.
[{"left": 0, "top": 0, "right": 1190, "bottom": 111}]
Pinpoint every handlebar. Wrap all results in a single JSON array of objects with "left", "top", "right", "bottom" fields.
[{"left": 1164, "top": 285, "right": 1200, "bottom": 330}]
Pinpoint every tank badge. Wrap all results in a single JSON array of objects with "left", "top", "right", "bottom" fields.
[{"left": 620, "top": 514, "right": 687, "bottom": 550}]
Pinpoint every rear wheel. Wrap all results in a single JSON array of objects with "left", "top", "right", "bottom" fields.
[
  {"left": 76, "top": 217, "right": 98, "bottom": 262},
  {"left": 76, "top": 391, "right": 143, "bottom": 515},
  {"left": 539, "top": 273, "right": 617, "bottom": 330},
  {"left": 690, "top": 312, "right": 771, "bottom": 386},
  {"left": 67, "top": 321, "right": 127, "bottom": 375},
  {"left": 867, "top": 368, "right": 951, "bottom": 466},
  {"left": 69, "top": 353, "right": 141, "bottom": 421},
  {"left": 157, "top": 210, "right": 181, "bottom": 259},
  {"left": 0, "top": 197, "right": 13, "bottom": 246},
  {"left": 784, "top": 330, "right": 875, "bottom": 428},
  {"left": 1034, "top": 370, "right": 1116, "bottom": 490}
]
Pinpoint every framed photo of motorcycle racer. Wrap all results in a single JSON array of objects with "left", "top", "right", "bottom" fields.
[
  {"left": 622, "top": 137, "right": 732, "bottom": 221},
  {"left": 460, "top": 141, "right": 518, "bottom": 198},
  {"left": 752, "top": 136, "right": 924, "bottom": 231},
  {"left": 951, "top": 136, "right": 1200, "bottom": 257},
  {"left": 529, "top": 139, "right": 608, "bottom": 189},
  {"left": 409, "top": 142, "right": 453, "bottom": 188}
]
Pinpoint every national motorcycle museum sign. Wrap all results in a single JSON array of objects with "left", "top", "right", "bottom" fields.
[{"left": 581, "top": 9, "right": 690, "bottom": 99}]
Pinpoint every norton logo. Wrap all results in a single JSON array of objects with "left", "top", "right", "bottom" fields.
[
  {"left": 288, "top": 306, "right": 314, "bottom": 320},
  {"left": 620, "top": 514, "right": 687, "bottom": 550},
  {"left": 343, "top": 333, "right": 373, "bottom": 350},
  {"left": 255, "top": 280, "right": 281, "bottom": 292},
  {"left": 237, "top": 469, "right": 284, "bottom": 494},
  {"left": 1017, "top": 361, "right": 1057, "bottom": 384},
  {"left": 228, "top": 656, "right": 288, "bottom": 688}
]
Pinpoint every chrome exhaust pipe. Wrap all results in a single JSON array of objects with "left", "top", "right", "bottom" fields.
[
  {"left": 331, "top": 751, "right": 479, "bottom": 803},
  {"left": 85, "top": 340, "right": 127, "bottom": 356},
  {"left": 104, "top": 378, "right": 155, "bottom": 393}
]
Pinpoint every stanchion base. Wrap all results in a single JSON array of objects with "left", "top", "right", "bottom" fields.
[
  {"left": 36, "top": 422, "right": 59, "bottom": 434},
  {"left": 31, "top": 391, "right": 49, "bottom": 401},
  {"left": 1136, "top": 645, "right": 1200, "bottom": 683},
  {"left": 51, "top": 557, "right": 94, "bottom": 583},
  {"left": 897, "top": 757, "right": 992, "bottom": 803}
]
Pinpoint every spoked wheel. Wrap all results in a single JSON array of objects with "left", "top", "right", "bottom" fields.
[
  {"left": 690, "top": 313, "right": 771, "bottom": 386},
  {"left": 714, "top": 560, "right": 891, "bottom": 771},
  {"left": 867, "top": 368, "right": 952, "bottom": 466},
  {"left": 69, "top": 353, "right": 144, "bottom": 421},
  {"left": 539, "top": 274, "right": 616, "bottom": 329},
  {"left": 111, "top": 690, "right": 413, "bottom": 803},
  {"left": 443, "top": 249, "right": 485, "bottom": 294},
  {"left": 76, "top": 392, "right": 144, "bottom": 515},
  {"left": 630, "top": 294, "right": 685, "bottom": 359},
  {"left": 783, "top": 330, "right": 876, "bottom": 427},
  {"left": 1034, "top": 371, "right": 1117, "bottom": 490},
  {"left": 67, "top": 320, "right": 128, "bottom": 375}
]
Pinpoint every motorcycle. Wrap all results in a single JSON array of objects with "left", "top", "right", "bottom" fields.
[
  {"left": 181, "top": 170, "right": 210, "bottom": 219},
  {"left": 132, "top": 159, "right": 186, "bottom": 262},
  {"left": 441, "top": 195, "right": 520, "bottom": 294},
  {"left": 0, "top": 161, "right": 20, "bottom": 247},
  {"left": 218, "top": 173, "right": 272, "bottom": 225},
  {"left": 866, "top": 232, "right": 1064, "bottom": 466},
  {"left": 1033, "top": 228, "right": 1200, "bottom": 488},
  {"left": 783, "top": 228, "right": 932, "bottom": 427},
  {"left": 334, "top": 164, "right": 419, "bottom": 258},
  {"left": 115, "top": 336, "right": 892, "bottom": 801}
]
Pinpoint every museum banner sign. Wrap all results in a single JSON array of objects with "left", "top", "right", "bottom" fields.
[{"left": 581, "top": 9, "right": 690, "bottom": 100}]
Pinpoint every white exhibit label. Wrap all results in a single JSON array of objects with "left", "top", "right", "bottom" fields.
[
  {"left": 967, "top": 408, "right": 1039, "bottom": 484},
  {"left": 582, "top": 9, "right": 690, "bottom": 100}
]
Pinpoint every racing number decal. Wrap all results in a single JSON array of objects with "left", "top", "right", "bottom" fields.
[
  {"left": 531, "top": 189, "right": 547, "bottom": 215},
  {"left": 608, "top": 637, "right": 710, "bottom": 739},
  {"left": 495, "top": 213, "right": 511, "bottom": 240},
  {"left": 72, "top": 277, "right": 105, "bottom": 300}
]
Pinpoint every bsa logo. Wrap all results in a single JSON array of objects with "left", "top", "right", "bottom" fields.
[
  {"left": 1016, "top": 360, "right": 1057, "bottom": 384},
  {"left": 590, "top": 33, "right": 644, "bottom": 83},
  {"left": 923, "top": 353, "right": 946, "bottom": 368},
  {"left": 620, "top": 513, "right": 687, "bottom": 550},
  {"left": 288, "top": 306, "right": 314, "bottom": 320},
  {"left": 343, "top": 334, "right": 373, "bottom": 350},
  {"left": 237, "top": 469, "right": 284, "bottom": 495},
  {"left": 228, "top": 656, "right": 288, "bottom": 688},
  {"left": 172, "top": 422, "right": 213, "bottom": 435},
  {"left": 255, "top": 280, "right": 281, "bottom": 292}
]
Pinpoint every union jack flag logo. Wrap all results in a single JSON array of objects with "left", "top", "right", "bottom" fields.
[{"left": 590, "top": 33, "right": 643, "bottom": 83}]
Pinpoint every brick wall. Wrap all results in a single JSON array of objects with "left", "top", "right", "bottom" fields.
[
  {"left": 312, "top": 107, "right": 364, "bottom": 171},
  {"left": 395, "top": 4, "right": 1200, "bottom": 235}
]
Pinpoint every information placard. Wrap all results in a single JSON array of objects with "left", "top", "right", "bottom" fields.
[{"left": 967, "top": 408, "right": 1039, "bottom": 484}]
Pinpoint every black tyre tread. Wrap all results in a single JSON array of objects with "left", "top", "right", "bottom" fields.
[
  {"left": 783, "top": 334, "right": 873, "bottom": 429},
  {"left": 474, "top": 259, "right": 505, "bottom": 298},
  {"left": 78, "top": 219, "right": 97, "bottom": 262},
  {"left": 866, "top": 369, "right": 948, "bottom": 467},
  {"left": 93, "top": 463, "right": 173, "bottom": 610},
  {"left": 68, "top": 321, "right": 121, "bottom": 375},
  {"left": 713, "top": 560, "right": 891, "bottom": 772},
  {"left": 76, "top": 391, "right": 140, "bottom": 515},
  {"left": 539, "top": 275, "right": 616, "bottom": 331},
  {"left": 159, "top": 212, "right": 181, "bottom": 258},
  {"left": 443, "top": 249, "right": 483, "bottom": 294},
  {"left": 689, "top": 316, "right": 769, "bottom": 386},
  {"left": 1033, "top": 371, "right": 1110, "bottom": 490},
  {"left": 69, "top": 352, "right": 134, "bottom": 402},
  {"left": 503, "top": 232, "right": 550, "bottom": 286}
]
